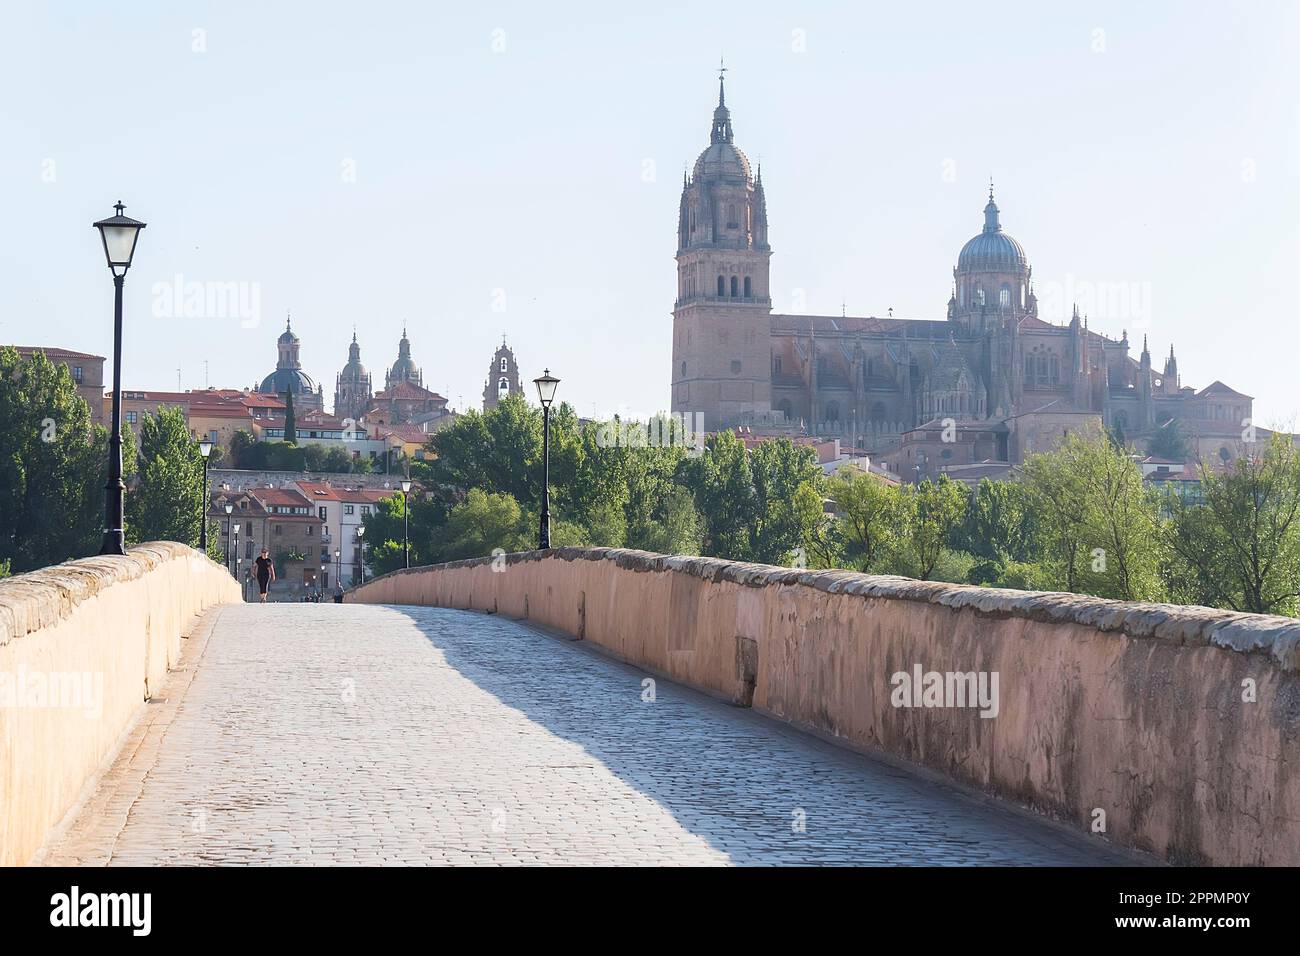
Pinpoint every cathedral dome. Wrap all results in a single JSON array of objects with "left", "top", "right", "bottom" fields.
[
  {"left": 260, "top": 367, "right": 316, "bottom": 395},
  {"left": 957, "top": 189, "right": 1027, "bottom": 274},
  {"left": 693, "top": 142, "right": 752, "bottom": 183},
  {"left": 341, "top": 333, "right": 367, "bottom": 380}
]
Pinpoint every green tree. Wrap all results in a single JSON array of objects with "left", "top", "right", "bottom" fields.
[
  {"left": 229, "top": 429, "right": 257, "bottom": 468},
  {"left": 0, "top": 347, "right": 134, "bottom": 570},
  {"left": 126, "top": 406, "right": 207, "bottom": 545},
  {"left": 1165, "top": 434, "right": 1300, "bottom": 614},
  {"left": 826, "top": 468, "right": 907, "bottom": 571},
  {"left": 898, "top": 475, "right": 968, "bottom": 581},
  {"left": 633, "top": 485, "right": 705, "bottom": 556},
  {"left": 676, "top": 430, "right": 755, "bottom": 559},
  {"left": 748, "top": 439, "right": 822, "bottom": 565},
  {"left": 1021, "top": 431, "right": 1162, "bottom": 600},
  {"left": 282, "top": 391, "right": 297, "bottom": 444},
  {"left": 1148, "top": 418, "right": 1192, "bottom": 462},
  {"left": 440, "top": 489, "right": 529, "bottom": 560},
  {"left": 954, "top": 478, "right": 1040, "bottom": 563}
]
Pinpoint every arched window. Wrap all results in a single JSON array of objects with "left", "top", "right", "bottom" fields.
[
  {"left": 717, "top": 276, "right": 725, "bottom": 296},
  {"left": 999, "top": 287, "right": 1010, "bottom": 308},
  {"left": 825, "top": 401, "right": 840, "bottom": 422},
  {"left": 680, "top": 361, "right": 686, "bottom": 378},
  {"left": 500, "top": 357, "right": 508, "bottom": 373},
  {"left": 776, "top": 398, "right": 793, "bottom": 420},
  {"left": 743, "top": 277, "right": 752, "bottom": 297},
  {"left": 728, "top": 204, "right": 738, "bottom": 226},
  {"left": 730, "top": 276, "right": 739, "bottom": 297},
  {"left": 498, "top": 377, "right": 509, "bottom": 394}
]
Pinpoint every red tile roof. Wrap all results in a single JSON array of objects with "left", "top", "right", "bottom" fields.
[{"left": 10, "top": 345, "right": 106, "bottom": 361}]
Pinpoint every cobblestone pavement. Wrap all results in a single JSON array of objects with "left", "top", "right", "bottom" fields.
[{"left": 39, "top": 603, "right": 1131, "bottom": 866}]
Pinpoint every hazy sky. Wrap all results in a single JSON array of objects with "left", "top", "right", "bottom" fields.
[{"left": 4, "top": 1, "right": 1297, "bottom": 425}]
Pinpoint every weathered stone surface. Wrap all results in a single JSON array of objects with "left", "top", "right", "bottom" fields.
[
  {"left": 0, "top": 544, "right": 240, "bottom": 866},
  {"left": 351, "top": 547, "right": 1300, "bottom": 865}
]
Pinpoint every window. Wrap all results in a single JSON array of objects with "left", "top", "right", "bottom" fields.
[
  {"left": 717, "top": 275, "right": 726, "bottom": 296},
  {"left": 274, "top": 525, "right": 282, "bottom": 536},
  {"left": 772, "top": 356, "right": 782, "bottom": 375},
  {"left": 825, "top": 401, "right": 840, "bottom": 422},
  {"left": 344, "top": 505, "right": 354, "bottom": 515},
  {"left": 125, "top": 411, "right": 138, "bottom": 424},
  {"left": 208, "top": 430, "right": 218, "bottom": 443},
  {"left": 73, "top": 366, "right": 83, "bottom": 381},
  {"left": 305, "top": 546, "right": 313, "bottom": 558},
  {"left": 498, "top": 377, "right": 508, "bottom": 393},
  {"left": 999, "top": 287, "right": 1010, "bottom": 308},
  {"left": 307, "top": 525, "right": 314, "bottom": 536},
  {"left": 361, "top": 505, "right": 371, "bottom": 515},
  {"left": 730, "top": 276, "right": 739, "bottom": 297},
  {"left": 680, "top": 361, "right": 686, "bottom": 378},
  {"left": 731, "top": 360, "right": 742, "bottom": 374},
  {"left": 743, "top": 277, "right": 752, "bottom": 297},
  {"left": 319, "top": 507, "right": 327, "bottom": 520},
  {"left": 500, "top": 357, "right": 508, "bottom": 373}
]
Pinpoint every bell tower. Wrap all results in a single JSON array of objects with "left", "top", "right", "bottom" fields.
[{"left": 671, "top": 67, "right": 772, "bottom": 430}]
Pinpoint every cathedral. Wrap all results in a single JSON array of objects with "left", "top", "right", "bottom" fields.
[
  {"left": 255, "top": 316, "right": 325, "bottom": 413},
  {"left": 670, "top": 75, "right": 1254, "bottom": 470},
  {"left": 332, "top": 326, "right": 450, "bottom": 426}
]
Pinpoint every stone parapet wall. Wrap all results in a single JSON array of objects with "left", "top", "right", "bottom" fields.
[
  {"left": 349, "top": 547, "right": 1300, "bottom": 865},
  {"left": 0, "top": 543, "right": 240, "bottom": 865}
]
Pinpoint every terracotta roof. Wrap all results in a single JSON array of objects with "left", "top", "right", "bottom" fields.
[
  {"left": 189, "top": 404, "right": 253, "bottom": 419},
  {"left": 10, "top": 345, "right": 105, "bottom": 361},
  {"left": 249, "top": 487, "right": 315, "bottom": 509},
  {"left": 374, "top": 380, "right": 446, "bottom": 401},
  {"left": 295, "top": 482, "right": 343, "bottom": 501},
  {"left": 370, "top": 424, "right": 428, "bottom": 443}
]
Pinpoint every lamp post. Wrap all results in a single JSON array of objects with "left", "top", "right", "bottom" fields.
[
  {"left": 232, "top": 522, "right": 240, "bottom": 581},
  {"left": 223, "top": 503, "right": 233, "bottom": 574},
  {"left": 356, "top": 525, "right": 365, "bottom": 584},
  {"left": 400, "top": 479, "right": 412, "bottom": 569},
  {"left": 93, "top": 201, "right": 147, "bottom": 555},
  {"left": 532, "top": 369, "right": 560, "bottom": 549},
  {"left": 335, "top": 547, "right": 341, "bottom": 585},
  {"left": 198, "top": 439, "right": 213, "bottom": 551}
]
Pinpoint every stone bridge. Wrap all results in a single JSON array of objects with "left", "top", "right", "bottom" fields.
[{"left": 3, "top": 544, "right": 1298, "bottom": 866}]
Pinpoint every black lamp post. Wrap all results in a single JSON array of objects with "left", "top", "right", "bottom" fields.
[
  {"left": 223, "top": 502, "right": 233, "bottom": 573},
  {"left": 93, "top": 201, "right": 147, "bottom": 555},
  {"left": 532, "top": 369, "right": 560, "bottom": 549},
  {"left": 400, "top": 479, "right": 412, "bottom": 569},
  {"left": 198, "top": 439, "right": 213, "bottom": 550},
  {"left": 232, "top": 521, "right": 240, "bottom": 581}
]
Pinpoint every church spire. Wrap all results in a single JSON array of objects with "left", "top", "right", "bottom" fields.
[
  {"left": 710, "top": 60, "right": 733, "bottom": 145},
  {"left": 983, "top": 179, "right": 1001, "bottom": 233}
]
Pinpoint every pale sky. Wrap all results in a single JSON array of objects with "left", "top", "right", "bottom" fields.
[{"left": 3, "top": 1, "right": 1297, "bottom": 426}]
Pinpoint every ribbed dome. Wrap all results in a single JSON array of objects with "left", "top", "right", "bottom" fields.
[
  {"left": 957, "top": 191, "right": 1027, "bottom": 274},
  {"left": 693, "top": 142, "right": 751, "bottom": 183},
  {"left": 260, "top": 367, "right": 316, "bottom": 395}
]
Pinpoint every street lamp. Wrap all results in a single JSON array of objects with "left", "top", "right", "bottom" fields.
[
  {"left": 335, "top": 548, "right": 341, "bottom": 586},
  {"left": 356, "top": 525, "right": 366, "bottom": 584},
  {"left": 198, "top": 439, "right": 214, "bottom": 551},
  {"left": 532, "top": 369, "right": 560, "bottom": 549},
  {"left": 232, "top": 521, "right": 240, "bottom": 581},
  {"left": 93, "top": 201, "right": 146, "bottom": 555},
  {"left": 223, "top": 502, "right": 233, "bottom": 573},
  {"left": 400, "top": 479, "right": 412, "bottom": 569}
]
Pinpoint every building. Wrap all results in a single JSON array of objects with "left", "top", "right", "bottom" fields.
[
  {"left": 669, "top": 73, "right": 1255, "bottom": 473},
  {"left": 482, "top": 339, "right": 525, "bottom": 411},
  {"left": 253, "top": 316, "right": 324, "bottom": 414},
  {"left": 333, "top": 331, "right": 373, "bottom": 424},
  {"left": 210, "top": 484, "right": 327, "bottom": 599},
  {"left": 10, "top": 346, "right": 106, "bottom": 426}
]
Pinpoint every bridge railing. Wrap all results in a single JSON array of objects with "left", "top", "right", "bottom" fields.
[
  {"left": 0, "top": 542, "right": 241, "bottom": 865},
  {"left": 349, "top": 547, "right": 1300, "bottom": 866}
]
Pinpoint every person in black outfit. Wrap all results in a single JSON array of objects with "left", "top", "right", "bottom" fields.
[{"left": 254, "top": 548, "right": 275, "bottom": 603}]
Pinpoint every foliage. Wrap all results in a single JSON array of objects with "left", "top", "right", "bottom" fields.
[
  {"left": 0, "top": 347, "right": 136, "bottom": 571},
  {"left": 229, "top": 432, "right": 372, "bottom": 474},
  {"left": 899, "top": 475, "right": 968, "bottom": 581},
  {"left": 126, "top": 405, "right": 206, "bottom": 546},
  {"left": 1164, "top": 434, "right": 1300, "bottom": 614},
  {"left": 1148, "top": 418, "right": 1192, "bottom": 463},
  {"left": 283, "top": 390, "right": 297, "bottom": 444},
  {"left": 825, "top": 467, "right": 907, "bottom": 571}
]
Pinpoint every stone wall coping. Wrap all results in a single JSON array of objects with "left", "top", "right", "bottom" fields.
[
  {"left": 358, "top": 547, "right": 1300, "bottom": 672},
  {"left": 0, "top": 542, "right": 213, "bottom": 648}
]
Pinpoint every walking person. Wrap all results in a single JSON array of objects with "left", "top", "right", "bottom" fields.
[{"left": 254, "top": 548, "right": 275, "bottom": 603}]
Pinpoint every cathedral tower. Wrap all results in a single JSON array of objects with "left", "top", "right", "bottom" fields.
[
  {"left": 671, "top": 69, "right": 773, "bottom": 429},
  {"left": 334, "top": 330, "right": 372, "bottom": 421},
  {"left": 483, "top": 338, "right": 524, "bottom": 411}
]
